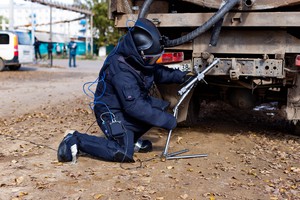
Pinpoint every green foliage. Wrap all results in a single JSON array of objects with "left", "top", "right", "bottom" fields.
[
  {"left": 85, "top": 0, "right": 123, "bottom": 47},
  {"left": 0, "top": 15, "right": 9, "bottom": 30}
]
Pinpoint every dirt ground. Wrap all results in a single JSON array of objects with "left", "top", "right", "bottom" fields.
[{"left": 0, "top": 60, "right": 299, "bottom": 200}]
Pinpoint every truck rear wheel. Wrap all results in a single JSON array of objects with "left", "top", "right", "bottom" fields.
[
  {"left": 0, "top": 58, "right": 5, "bottom": 71},
  {"left": 290, "top": 123, "right": 300, "bottom": 135},
  {"left": 8, "top": 64, "right": 21, "bottom": 71},
  {"left": 229, "top": 89, "right": 256, "bottom": 110},
  {"left": 295, "top": 124, "right": 300, "bottom": 135}
]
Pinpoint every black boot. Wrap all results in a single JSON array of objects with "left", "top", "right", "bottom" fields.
[
  {"left": 134, "top": 139, "right": 152, "bottom": 153},
  {"left": 57, "top": 130, "right": 78, "bottom": 163},
  {"left": 113, "top": 150, "right": 135, "bottom": 162}
]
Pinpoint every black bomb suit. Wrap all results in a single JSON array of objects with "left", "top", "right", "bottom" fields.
[
  {"left": 94, "top": 30, "right": 186, "bottom": 135},
  {"left": 58, "top": 18, "right": 187, "bottom": 163}
]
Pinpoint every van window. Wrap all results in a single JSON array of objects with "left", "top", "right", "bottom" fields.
[
  {"left": 15, "top": 31, "right": 31, "bottom": 45},
  {"left": 0, "top": 34, "right": 9, "bottom": 44}
]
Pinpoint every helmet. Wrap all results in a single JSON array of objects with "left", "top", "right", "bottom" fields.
[{"left": 131, "top": 18, "right": 164, "bottom": 65}]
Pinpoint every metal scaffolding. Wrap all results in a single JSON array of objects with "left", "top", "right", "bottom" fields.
[
  {"left": 24, "top": 0, "right": 93, "bottom": 16},
  {"left": 24, "top": 0, "right": 94, "bottom": 66}
]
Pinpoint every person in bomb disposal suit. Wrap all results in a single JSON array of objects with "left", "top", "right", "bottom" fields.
[{"left": 57, "top": 18, "right": 191, "bottom": 163}]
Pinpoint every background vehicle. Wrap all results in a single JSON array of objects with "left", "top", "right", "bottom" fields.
[
  {"left": 0, "top": 30, "right": 34, "bottom": 71},
  {"left": 109, "top": 0, "right": 300, "bottom": 128}
]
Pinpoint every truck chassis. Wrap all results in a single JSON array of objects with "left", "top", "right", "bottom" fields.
[{"left": 110, "top": 0, "right": 300, "bottom": 126}]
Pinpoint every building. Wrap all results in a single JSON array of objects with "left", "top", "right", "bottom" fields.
[{"left": 0, "top": 0, "right": 89, "bottom": 43}]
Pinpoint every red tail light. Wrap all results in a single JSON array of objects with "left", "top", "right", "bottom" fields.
[
  {"left": 13, "top": 35, "right": 18, "bottom": 57},
  {"left": 295, "top": 55, "right": 300, "bottom": 67},
  {"left": 157, "top": 52, "right": 184, "bottom": 64}
]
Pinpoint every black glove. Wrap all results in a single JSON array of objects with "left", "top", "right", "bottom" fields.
[{"left": 182, "top": 71, "right": 196, "bottom": 85}]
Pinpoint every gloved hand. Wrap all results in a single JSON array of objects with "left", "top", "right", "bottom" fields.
[{"left": 182, "top": 71, "right": 196, "bottom": 85}]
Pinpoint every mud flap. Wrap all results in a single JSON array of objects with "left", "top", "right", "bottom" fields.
[{"left": 156, "top": 83, "right": 194, "bottom": 124}]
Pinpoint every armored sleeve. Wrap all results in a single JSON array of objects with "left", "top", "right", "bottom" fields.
[
  {"left": 111, "top": 72, "right": 177, "bottom": 130},
  {"left": 153, "top": 64, "right": 188, "bottom": 84}
]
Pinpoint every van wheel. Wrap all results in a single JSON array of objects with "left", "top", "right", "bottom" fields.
[
  {"left": 0, "top": 58, "right": 5, "bottom": 71},
  {"left": 8, "top": 64, "right": 21, "bottom": 71}
]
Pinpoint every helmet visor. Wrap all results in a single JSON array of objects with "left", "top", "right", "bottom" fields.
[{"left": 143, "top": 52, "right": 164, "bottom": 65}]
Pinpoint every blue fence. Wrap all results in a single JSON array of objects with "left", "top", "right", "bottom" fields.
[{"left": 39, "top": 41, "right": 91, "bottom": 56}]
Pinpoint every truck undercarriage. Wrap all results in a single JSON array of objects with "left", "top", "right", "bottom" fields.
[{"left": 110, "top": 0, "right": 300, "bottom": 126}]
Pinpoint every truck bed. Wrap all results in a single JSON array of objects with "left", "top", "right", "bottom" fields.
[
  {"left": 110, "top": 0, "right": 300, "bottom": 16},
  {"left": 183, "top": 0, "right": 300, "bottom": 10}
]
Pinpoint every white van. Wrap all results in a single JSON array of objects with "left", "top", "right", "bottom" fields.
[{"left": 0, "top": 30, "right": 34, "bottom": 71}]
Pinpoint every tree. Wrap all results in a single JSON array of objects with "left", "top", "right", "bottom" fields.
[
  {"left": 0, "top": 16, "right": 9, "bottom": 30},
  {"left": 85, "top": 0, "right": 123, "bottom": 47}
]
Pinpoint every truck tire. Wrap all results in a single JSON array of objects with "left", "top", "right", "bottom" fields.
[
  {"left": 8, "top": 64, "right": 21, "bottom": 71},
  {"left": 290, "top": 123, "right": 300, "bottom": 135},
  {"left": 0, "top": 58, "right": 5, "bottom": 71},
  {"left": 295, "top": 124, "right": 300, "bottom": 135},
  {"left": 229, "top": 89, "right": 256, "bottom": 110}
]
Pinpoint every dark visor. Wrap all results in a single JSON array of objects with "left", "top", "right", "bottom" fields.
[{"left": 143, "top": 51, "right": 164, "bottom": 65}]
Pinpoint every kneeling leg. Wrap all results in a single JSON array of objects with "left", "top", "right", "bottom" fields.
[{"left": 75, "top": 131, "right": 134, "bottom": 162}]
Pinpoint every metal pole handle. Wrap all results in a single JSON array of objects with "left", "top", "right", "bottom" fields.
[{"left": 178, "top": 58, "right": 220, "bottom": 96}]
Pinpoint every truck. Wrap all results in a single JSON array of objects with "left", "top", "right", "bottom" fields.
[{"left": 108, "top": 0, "right": 300, "bottom": 130}]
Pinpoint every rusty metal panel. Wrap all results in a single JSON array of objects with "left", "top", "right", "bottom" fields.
[
  {"left": 224, "top": 12, "right": 300, "bottom": 27},
  {"left": 110, "top": 0, "right": 300, "bottom": 12},
  {"left": 183, "top": 0, "right": 300, "bottom": 10},
  {"left": 115, "top": 12, "right": 300, "bottom": 28},
  {"left": 193, "top": 30, "right": 300, "bottom": 55},
  {"left": 110, "top": 0, "right": 128, "bottom": 14},
  {"left": 110, "top": 0, "right": 169, "bottom": 16},
  {"left": 195, "top": 58, "right": 284, "bottom": 78}
]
